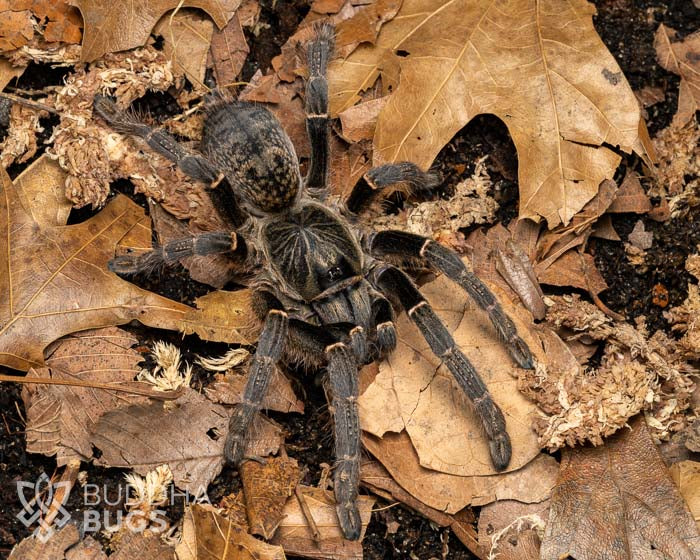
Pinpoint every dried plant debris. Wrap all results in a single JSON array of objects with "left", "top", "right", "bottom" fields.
[
  {"left": 0, "top": 0, "right": 82, "bottom": 52},
  {"left": 652, "top": 118, "right": 700, "bottom": 218},
  {"left": 123, "top": 465, "right": 174, "bottom": 534},
  {"left": 530, "top": 294, "right": 697, "bottom": 449},
  {"left": 137, "top": 341, "right": 193, "bottom": 392},
  {"left": 72, "top": 0, "right": 240, "bottom": 62},
  {"left": 670, "top": 460, "right": 700, "bottom": 530},
  {"left": 541, "top": 416, "right": 700, "bottom": 559},
  {"left": 477, "top": 500, "right": 549, "bottom": 560},
  {"left": 369, "top": 156, "right": 498, "bottom": 238},
  {"left": 665, "top": 252, "right": 700, "bottom": 360},
  {"left": 239, "top": 457, "right": 300, "bottom": 539}
]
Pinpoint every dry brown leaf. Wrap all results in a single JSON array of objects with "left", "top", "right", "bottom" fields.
[
  {"left": 209, "top": 11, "right": 249, "bottom": 89},
  {"left": 240, "top": 456, "right": 300, "bottom": 539},
  {"left": 330, "top": 0, "right": 642, "bottom": 227},
  {"left": 90, "top": 389, "right": 282, "bottom": 494},
  {"left": 108, "top": 531, "right": 174, "bottom": 560},
  {"left": 361, "top": 460, "right": 482, "bottom": 557},
  {"left": 477, "top": 500, "right": 548, "bottom": 560},
  {"left": 71, "top": 0, "right": 241, "bottom": 62},
  {"left": 0, "top": 58, "right": 25, "bottom": 90},
  {"left": 154, "top": 9, "right": 214, "bottom": 88},
  {"left": 270, "top": 485, "right": 375, "bottom": 557},
  {"left": 64, "top": 536, "right": 107, "bottom": 560},
  {"left": 0, "top": 166, "right": 259, "bottom": 370},
  {"left": 0, "top": 6, "right": 34, "bottom": 52},
  {"left": 359, "top": 263, "right": 544, "bottom": 477},
  {"left": 14, "top": 154, "right": 72, "bottom": 228},
  {"left": 0, "top": 168, "right": 189, "bottom": 371},
  {"left": 338, "top": 96, "right": 387, "bottom": 142},
  {"left": 607, "top": 169, "right": 652, "bottom": 214},
  {"left": 22, "top": 327, "right": 151, "bottom": 465},
  {"left": 654, "top": 25, "right": 700, "bottom": 128},
  {"left": 670, "top": 461, "right": 700, "bottom": 530},
  {"left": 363, "top": 430, "right": 557, "bottom": 514},
  {"left": 627, "top": 219, "right": 653, "bottom": 250},
  {"left": 176, "top": 503, "right": 286, "bottom": 560},
  {"left": 541, "top": 416, "right": 700, "bottom": 559},
  {"left": 205, "top": 366, "right": 304, "bottom": 414},
  {"left": 8, "top": 523, "right": 80, "bottom": 560},
  {"left": 535, "top": 250, "right": 608, "bottom": 294},
  {"left": 334, "top": 0, "right": 402, "bottom": 58}
]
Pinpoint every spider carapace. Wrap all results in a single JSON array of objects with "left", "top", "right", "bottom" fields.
[{"left": 95, "top": 22, "right": 534, "bottom": 540}]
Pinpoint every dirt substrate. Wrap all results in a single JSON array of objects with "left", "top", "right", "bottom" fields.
[{"left": 1, "top": 1, "right": 699, "bottom": 558}]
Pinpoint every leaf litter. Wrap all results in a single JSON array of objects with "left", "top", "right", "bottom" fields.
[{"left": 2, "top": 0, "right": 700, "bottom": 558}]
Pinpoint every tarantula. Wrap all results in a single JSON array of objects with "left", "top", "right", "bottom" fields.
[{"left": 95, "top": 23, "right": 534, "bottom": 540}]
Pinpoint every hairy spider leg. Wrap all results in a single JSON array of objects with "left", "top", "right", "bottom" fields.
[
  {"left": 369, "top": 230, "right": 534, "bottom": 369},
  {"left": 326, "top": 341, "right": 362, "bottom": 540},
  {"left": 93, "top": 96, "right": 247, "bottom": 228},
  {"left": 372, "top": 264, "right": 512, "bottom": 470},
  {"left": 225, "top": 309, "right": 289, "bottom": 464},
  {"left": 304, "top": 22, "right": 334, "bottom": 191},
  {"left": 93, "top": 95, "right": 219, "bottom": 183},
  {"left": 346, "top": 161, "right": 440, "bottom": 213},
  {"left": 108, "top": 232, "right": 246, "bottom": 276}
]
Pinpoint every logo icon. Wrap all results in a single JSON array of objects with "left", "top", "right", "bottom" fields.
[{"left": 16, "top": 473, "right": 72, "bottom": 542}]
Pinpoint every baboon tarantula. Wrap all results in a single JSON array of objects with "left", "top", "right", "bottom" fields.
[{"left": 95, "top": 23, "right": 534, "bottom": 540}]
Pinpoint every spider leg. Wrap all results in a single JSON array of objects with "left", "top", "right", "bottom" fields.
[
  {"left": 109, "top": 231, "right": 244, "bottom": 275},
  {"left": 224, "top": 309, "right": 289, "bottom": 464},
  {"left": 346, "top": 162, "right": 440, "bottom": 213},
  {"left": 304, "top": 22, "right": 334, "bottom": 190},
  {"left": 326, "top": 341, "right": 362, "bottom": 540},
  {"left": 371, "top": 295, "right": 397, "bottom": 356},
  {"left": 369, "top": 230, "right": 533, "bottom": 369},
  {"left": 372, "top": 264, "right": 511, "bottom": 470},
  {"left": 94, "top": 95, "right": 220, "bottom": 184}
]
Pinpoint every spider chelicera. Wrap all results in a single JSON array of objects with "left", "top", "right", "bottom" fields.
[{"left": 95, "top": 22, "right": 534, "bottom": 540}]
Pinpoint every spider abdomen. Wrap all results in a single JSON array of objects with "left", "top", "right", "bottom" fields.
[{"left": 203, "top": 102, "right": 301, "bottom": 213}]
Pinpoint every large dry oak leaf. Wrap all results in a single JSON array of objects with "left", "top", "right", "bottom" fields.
[
  {"left": 70, "top": 0, "right": 241, "bottom": 62},
  {"left": 541, "top": 416, "right": 700, "bottom": 559},
  {"left": 329, "top": 0, "right": 643, "bottom": 227},
  {"left": 0, "top": 166, "right": 258, "bottom": 371}
]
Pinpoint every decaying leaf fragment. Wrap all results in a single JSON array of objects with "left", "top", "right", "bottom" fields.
[
  {"left": 477, "top": 500, "right": 548, "bottom": 560},
  {"left": 176, "top": 503, "right": 286, "bottom": 560},
  {"left": 362, "top": 430, "right": 558, "bottom": 514},
  {"left": 670, "top": 461, "right": 700, "bottom": 530},
  {"left": 330, "top": 0, "right": 643, "bottom": 227},
  {"left": 541, "top": 416, "right": 700, "bottom": 559},
  {"left": 271, "top": 485, "right": 375, "bottom": 557},
  {"left": 71, "top": 0, "right": 241, "bottom": 62},
  {"left": 655, "top": 25, "right": 700, "bottom": 128},
  {"left": 359, "top": 267, "right": 543, "bottom": 477},
  {"left": 239, "top": 457, "right": 300, "bottom": 539},
  {"left": 0, "top": 166, "right": 259, "bottom": 371}
]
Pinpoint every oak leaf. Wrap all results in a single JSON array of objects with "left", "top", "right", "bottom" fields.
[
  {"left": 70, "top": 0, "right": 241, "bottom": 62},
  {"left": 0, "top": 166, "right": 259, "bottom": 371},
  {"left": 358, "top": 267, "right": 544, "bottom": 477},
  {"left": 329, "top": 0, "right": 644, "bottom": 227},
  {"left": 541, "top": 416, "right": 700, "bottom": 559}
]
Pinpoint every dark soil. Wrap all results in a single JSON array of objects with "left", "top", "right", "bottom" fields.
[{"left": 1, "top": 1, "right": 699, "bottom": 559}]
